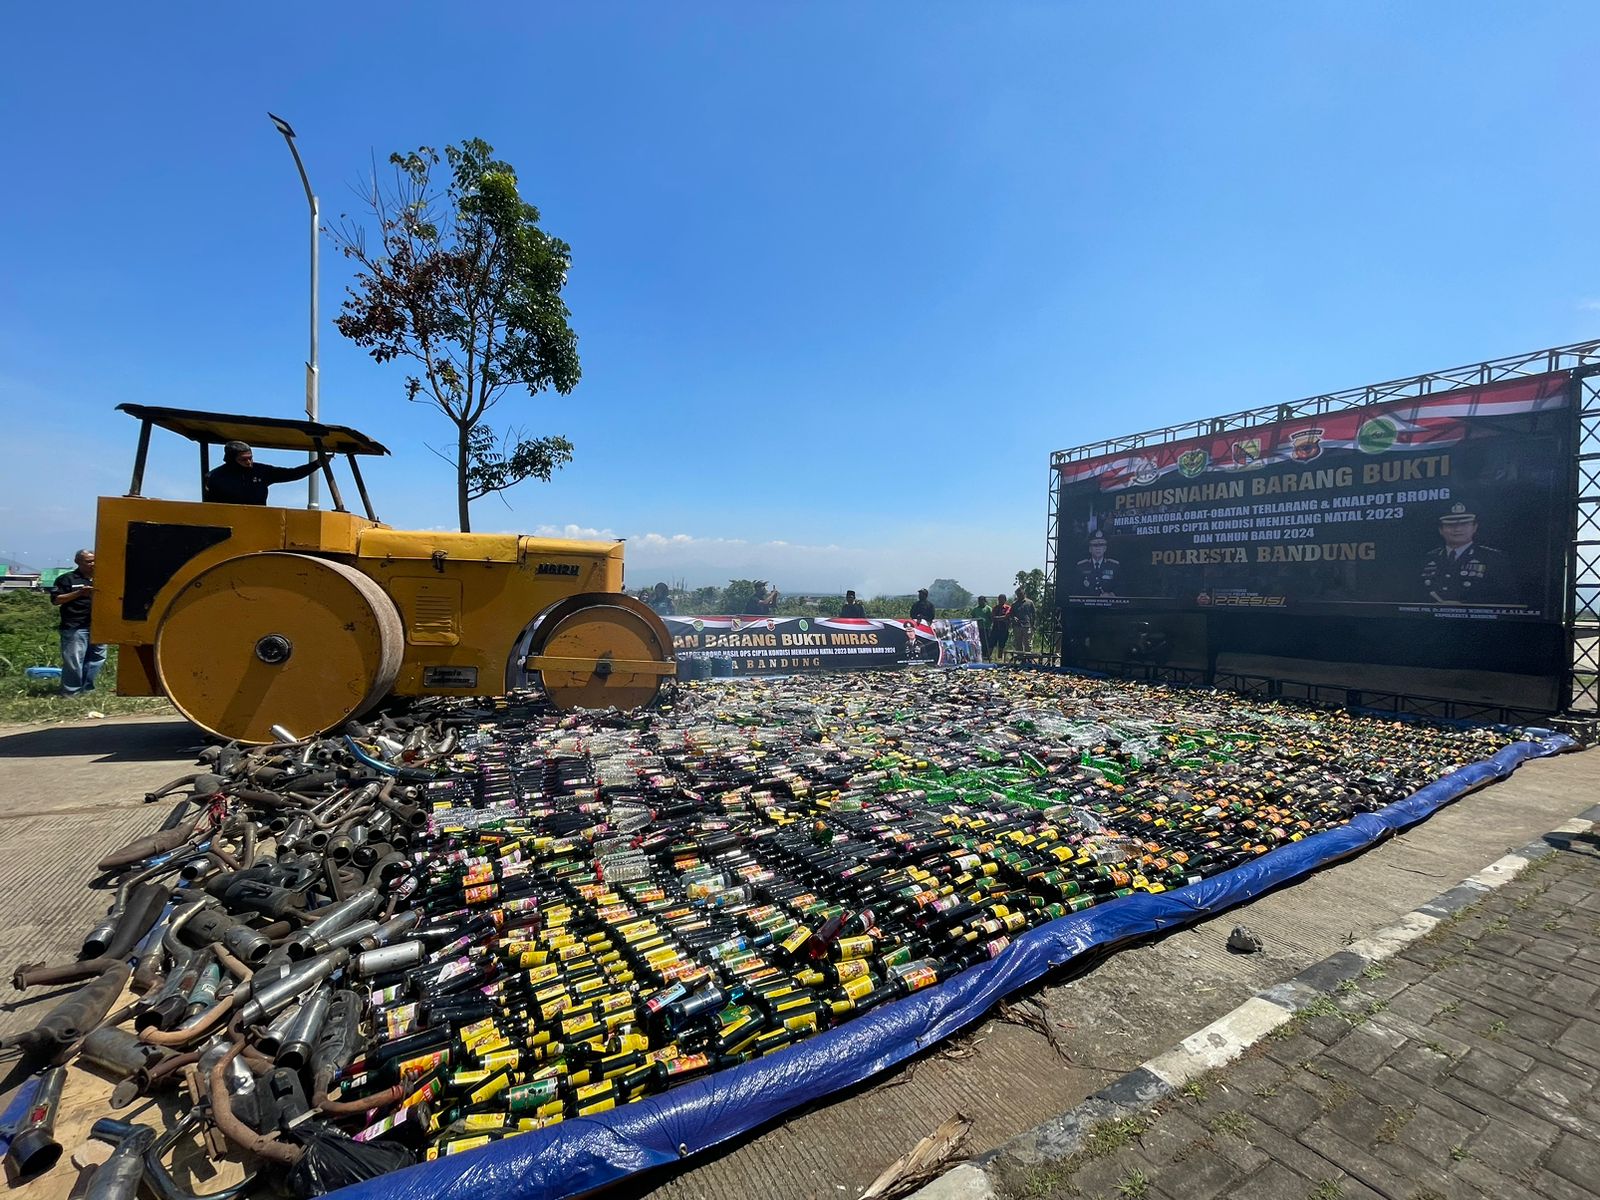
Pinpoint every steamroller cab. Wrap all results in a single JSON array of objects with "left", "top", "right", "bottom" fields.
[{"left": 95, "top": 405, "right": 675, "bottom": 743}]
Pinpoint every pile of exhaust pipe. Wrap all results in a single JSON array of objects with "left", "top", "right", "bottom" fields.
[{"left": 3, "top": 709, "right": 466, "bottom": 1198}]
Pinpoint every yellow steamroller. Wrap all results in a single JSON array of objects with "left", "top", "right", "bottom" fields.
[{"left": 92, "top": 405, "right": 675, "bottom": 743}]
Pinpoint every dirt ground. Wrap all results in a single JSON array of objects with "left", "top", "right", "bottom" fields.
[{"left": 0, "top": 714, "right": 1594, "bottom": 1200}]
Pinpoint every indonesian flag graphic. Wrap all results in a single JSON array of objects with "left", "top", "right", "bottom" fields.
[{"left": 1057, "top": 371, "right": 1570, "bottom": 491}]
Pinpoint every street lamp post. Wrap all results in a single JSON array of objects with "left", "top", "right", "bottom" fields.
[{"left": 268, "top": 112, "right": 320, "bottom": 510}]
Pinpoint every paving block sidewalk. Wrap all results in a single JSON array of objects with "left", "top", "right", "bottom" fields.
[{"left": 986, "top": 823, "right": 1600, "bottom": 1200}]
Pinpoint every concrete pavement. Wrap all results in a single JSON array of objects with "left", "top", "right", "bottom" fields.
[
  {"left": 973, "top": 819, "right": 1600, "bottom": 1200},
  {"left": 0, "top": 714, "right": 201, "bottom": 1044}
]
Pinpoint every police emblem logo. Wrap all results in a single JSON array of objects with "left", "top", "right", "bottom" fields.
[
  {"left": 1132, "top": 458, "right": 1160, "bottom": 485},
  {"left": 1289, "top": 428, "right": 1324, "bottom": 463},
  {"left": 1230, "top": 438, "right": 1263, "bottom": 467}
]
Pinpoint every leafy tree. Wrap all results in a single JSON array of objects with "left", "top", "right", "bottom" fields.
[
  {"left": 926, "top": 578, "right": 971, "bottom": 609},
  {"left": 464, "top": 424, "right": 573, "bottom": 511},
  {"left": 686, "top": 586, "right": 721, "bottom": 612},
  {"left": 719, "top": 579, "right": 771, "bottom": 615},
  {"left": 1014, "top": 569, "right": 1045, "bottom": 604},
  {"left": 332, "top": 138, "right": 580, "bottom": 531},
  {"left": 864, "top": 595, "right": 919, "bottom": 618}
]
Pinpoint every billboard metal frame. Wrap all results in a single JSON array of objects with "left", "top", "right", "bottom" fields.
[{"left": 1046, "top": 340, "right": 1600, "bottom": 717}]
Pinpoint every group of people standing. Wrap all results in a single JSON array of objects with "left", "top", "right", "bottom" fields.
[
  {"left": 875, "top": 586, "right": 1043, "bottom": 662},
  {"left": 644, "top": 580, "right": 1041, "bottom": 664},
  {"left": 968, "top": 588, "right": 1036, "bottom": 660}
]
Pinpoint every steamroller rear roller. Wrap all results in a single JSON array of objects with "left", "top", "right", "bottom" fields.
[
  {"left": 155, "top": 553, "right": 402, "bottom": 744},
  {"left": 509, "top": 592, "right": 677, "bottom": 710}
]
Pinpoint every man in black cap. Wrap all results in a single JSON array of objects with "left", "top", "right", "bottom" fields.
[
  {"left": 1076, "top": 531, "right": 1120, "bottom": 596},
  {"left": 909, "top": 589, "right": 935, "bottom": 622},
  {"left": 1420, "top": 502, "right": 1508, "bottom": 604},
  {"left": 204, "top": 441, "right": 328, "bottom": 506},
  {"left": 839, "top": 589, "right": 866, "bottom": 618}
]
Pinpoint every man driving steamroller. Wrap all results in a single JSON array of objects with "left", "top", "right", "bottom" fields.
[{"left": 204, "top": 440, "right": 329, "bottom": 506}]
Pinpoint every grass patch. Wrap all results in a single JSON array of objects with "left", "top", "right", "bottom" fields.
[
  {"left": 1115, "top": 1169, "right": 1149, "bottom": 1199},
  {"left": 1514, "top": 883, "right": 1551, "bottom": 911},
  {"left": 0, "top": 591, "right": 170, "bottom": 725},
  {"left": 1178, "top": 1072, "right": 1220, "bottom": 1102},
  {"left": 1450, "top": 1144, "right": 1470, "bottom": 1161},
  {"left": 996, "top": 1114, "right": 1154, "bottom": 1198},
  {"left": 1084, "top": 1115, "right": 1152, "bottom": 1157},
  {"left": 1300, "top": 1059, "right": 1335, "bottom": 1081},
  {"left": 1207, "top": 1111, "right": 1250, "bottom": 1138},
  {"left": 1003, "top": 1165, "right": 1071, "bottom": 1200},
  {"left": 1375, "top": 1104, "right": 1414, "bottom": 1145},
  {"left": 1422, "top": 1039, "right": 1447, "bottom": 1056},
  {"left": 1317, "top": 1082, "right": 1355, "bottom": 1113},
  {"left": 1361, "top": 964, "right": 1387, "bottom": 980},
  {"left": 1486, "top": 1019, "right": 1507, "bottom": 1038},
  {"left": 1308, "top": 1180, "right": 1343, "bottom": 1200},
  {"left": 1253, "top": 1082, "right": 1280, "bottom": 1098},
  {"left": 1335, "top": 979, "right": 1358, "bottom": 995},
  {"left": 1439, "top": 999, "right": 1461, "bottom": 1015},
  {"left": 1420, "top": 909, "right": 1480, "bottom": 944}
]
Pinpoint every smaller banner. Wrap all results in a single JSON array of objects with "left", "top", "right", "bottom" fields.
[{"left": 666, "top": 616, "right": 985, "bottom": 675}]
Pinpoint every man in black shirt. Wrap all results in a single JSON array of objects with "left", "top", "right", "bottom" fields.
[
  {"left": 909, "top": 589, "right": 936, "bottom": 622},
  {"left": 840, "top": 590, "right": 866, "bottom": 618},
  {"left": 204, "top": 441, "right": 327, "bottom": 506},
  {"left": 51, "top": 549, "right": 106, "bottom": 695}
]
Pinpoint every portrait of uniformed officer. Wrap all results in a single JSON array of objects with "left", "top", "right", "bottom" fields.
[
  {"left": 1076, "top": 530, "right": 1120, "bottom": 596},
  {"left": 1420, "top": 502, "right": 1509, "bottom": 604}
]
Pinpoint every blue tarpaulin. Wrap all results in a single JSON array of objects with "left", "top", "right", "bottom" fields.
[{"left": 336, "top": 734, "right": 1570, "bottom": 1200}]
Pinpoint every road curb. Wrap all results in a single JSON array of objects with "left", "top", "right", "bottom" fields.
[{"left": 910, "top": 800, "right": 1600, "bottom": 1199}]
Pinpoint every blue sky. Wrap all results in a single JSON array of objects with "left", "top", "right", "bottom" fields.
[{"left": 2, "top": 3, "right": 1596, "bottom": 595}]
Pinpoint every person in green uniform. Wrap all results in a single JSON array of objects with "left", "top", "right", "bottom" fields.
[{"left": 969, "top": 595, "right": 992, "bottom": 658}]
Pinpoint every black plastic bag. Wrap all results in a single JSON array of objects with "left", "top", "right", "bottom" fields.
[{"left": 286, "top": 1126, "right": 415, "bottom": 1198}]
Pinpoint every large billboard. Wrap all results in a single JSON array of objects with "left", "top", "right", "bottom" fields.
[{"left": 1056, "top": 373, "right": 1573, "bottom": 624}]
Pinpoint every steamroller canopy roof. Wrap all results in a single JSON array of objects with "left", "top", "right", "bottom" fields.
[{"left": 116, "top": 404, "right": 390, "bottom": 455}]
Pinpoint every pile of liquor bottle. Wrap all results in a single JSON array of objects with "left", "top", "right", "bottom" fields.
[{"left": 344, "top": 670, "right": 1537, "bottom": 1160}]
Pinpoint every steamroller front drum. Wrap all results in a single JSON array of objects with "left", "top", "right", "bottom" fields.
[
  {"left": 508, "top": 592, "right": 676, "bottom": 711},
  {"left": 154, "top": 553, "right": 402, "bottom": 744}
]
